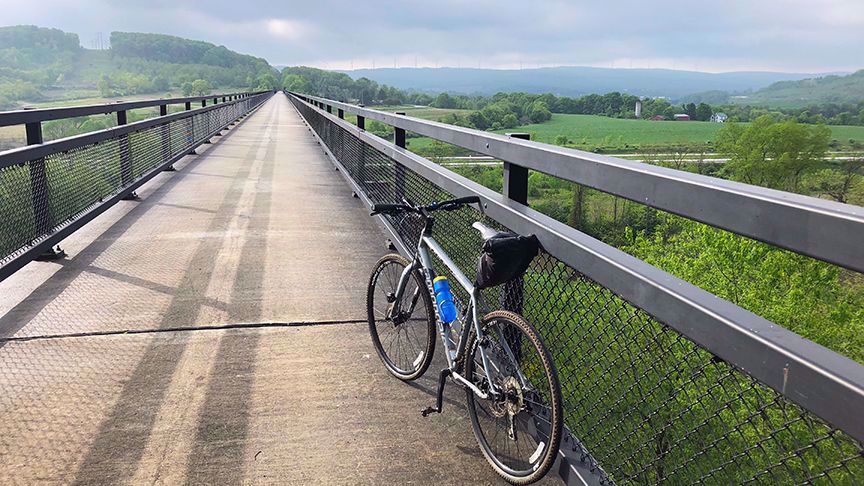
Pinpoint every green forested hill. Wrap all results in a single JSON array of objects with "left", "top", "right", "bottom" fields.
[
  {"left": 0, "top": 26, "right": 278, "bottom": 109},
  {"left": 0, "top": 26, "right": 81, "bottom": 105},
  {"left": 740, "top": 70, "right": 864, "bottom": 107},
  {"left": 110, "top": 32, "right": 270, "bottom": 71},
  {"left": 683, "top": 70, "right": 864, "bottom": 108}
]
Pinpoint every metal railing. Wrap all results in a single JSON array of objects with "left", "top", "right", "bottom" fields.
[
  {"left": 0, "top": 91, "right": 273, "bottom": 281},
  {"left": 288, "top": 92, "right": 864, "bottom": 485},
  {"left": 0, "top": 91, "right": 269, "bottom": 128}
]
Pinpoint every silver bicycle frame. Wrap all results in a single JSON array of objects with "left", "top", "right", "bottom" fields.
[{"left": 391, "top": 231, "right": 500, "bottom": 399}]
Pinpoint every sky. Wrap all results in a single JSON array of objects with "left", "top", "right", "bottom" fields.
[{"left": 2, "top": 0, "right": 863, "bottom": 73}]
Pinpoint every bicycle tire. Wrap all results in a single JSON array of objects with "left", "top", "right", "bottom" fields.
[
  {"left": 366, "top": 253, "right": 436, "bottom": 381},
  {"left": 463, "top": 310, "right": 563, "bottom": 485}
]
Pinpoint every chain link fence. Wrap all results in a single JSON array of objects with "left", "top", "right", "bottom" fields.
[
  {"left": 291, "top": 95, "right": 864, "bottom": 486},
  {"left": 0, "top": 93, "right": 271, "bottom": 278}
]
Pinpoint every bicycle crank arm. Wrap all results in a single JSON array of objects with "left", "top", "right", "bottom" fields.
[
  {"left": 452, "top": 371, "right": 490, "bottom": 400},
  {"left": 421, "top": 368, "right": 452, "bottom": 417}
]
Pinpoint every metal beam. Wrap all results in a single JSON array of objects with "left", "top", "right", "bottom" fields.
[
  {"left": 0, "top": 91, "right": 270, "bottom": 127},
  {"left": 1, "top": 95, "right": 264, "bottom": 169}
]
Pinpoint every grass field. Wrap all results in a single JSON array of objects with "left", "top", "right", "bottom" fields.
[
  {"left": 503, "top": 114, "right": 864, "bottom": 150},
  {"left": 497, "top": 114, "right": 725, "bottom": 148},
  {"left": 375, "top": 105, "right": 471, "bottom": 121},
  {"left": 402, "top": 113, "right": 864, "bottom": 154}
]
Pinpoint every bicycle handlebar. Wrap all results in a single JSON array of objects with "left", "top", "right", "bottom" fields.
[
  {"left": 370, "top": 196, "right": 481, "bottom": 216},
  {"left": 369, "top": 203, "right": 411, "bottom": 215}
]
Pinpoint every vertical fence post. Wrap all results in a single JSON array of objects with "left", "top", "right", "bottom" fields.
[
  {"left": 116, "top": 110, "right": 138, "bottom": 200},
  {"left": 186, "top": 101, "right": 198, "bottom": 155},
  {"left": 394, "top": 112, "right": 406, "bottom": 200},
  {"left": 503, "top": 133, "right": 530, "bottom": 205},
  {"left": 26, "top": 121, "right": 65, "bottom": 259},
  {"left": 501, "top": 133, "right": 530, "bottom": 319},
  {"left": 200, "top": 98, "right": 212, "bottom": 144},
  {"left": 357, "top": 114, "right": 367, "bottom": 186},
  {"left": 337, "top": 108, "right": 344, "bottom": 119},
  {"left": 327, "top": 105, "right": 332, "bottom": 114},
  {"left": 159, "top": 104, "right": 175, "bottom": 171}
]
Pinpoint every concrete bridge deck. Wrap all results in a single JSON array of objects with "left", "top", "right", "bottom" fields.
[{"left": 0, "top": 96, "right": 559, "bottom": 484}]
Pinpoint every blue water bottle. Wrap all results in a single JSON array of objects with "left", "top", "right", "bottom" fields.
[{"left": 433, "top": 276, "right": 457, "bottom": 323}]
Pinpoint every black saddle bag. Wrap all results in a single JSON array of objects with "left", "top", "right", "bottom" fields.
[{"left": 475, "top": 232, "right": 539, "bottom": 289}]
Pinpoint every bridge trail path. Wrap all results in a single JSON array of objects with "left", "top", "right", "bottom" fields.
[{"left": 0, "top": 95, "right": 559, "bottom": 485}]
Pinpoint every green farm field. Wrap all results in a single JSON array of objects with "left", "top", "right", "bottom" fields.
[
  {"left": 344, "top": 104, "right": 471, "bottom": 127},
  {"left": 499, "top": 114, "right": 724, "bottom": 148},
  {"left": 375, "top": 105, "right": 471, "bottom": 121},
  {"left": 403, "top": 113, "right": 864, "bottom": 154}
]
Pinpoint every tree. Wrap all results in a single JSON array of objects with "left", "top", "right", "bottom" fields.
[
  {"left": 467, "top": 110, "right": 489, "bottom": 130},
  {"left": 255, "top": 72, "right": 278, "bottom": 90},
  {"left": 803, "top": 158, "right": 864, "bottom": 203},
  {"left": 626, "top": 219, "right": 864, "bottom": 363},
  {"left": 432, "top": 92, "right": 457, "bottom": 109},
  {"left": 528, "top": 101, "right": 552, "bottom": 124},
  {"left": 695, "top": 103, "right": 713, "bottom": 121},
  {"left": 717, "top": 115, "right": 831, "bottom": 192},
  {"left": 501, "top": 113, "right": 519, "bottom": 129},
  {"left": 684, "top": 102, "right": 697, "bottom": 118},
  {"left": 97, "top": 75, "right": 113, "bottom": 97},
  {"left": 181, "top": 81, "right": 194, "bottom": 96},
  {"left": 568, "top": 184, "right": 585, "bottom": 230},
  {"left": 190, "top": 79, "right": 212, "bottom": 96},
  {"left": 151, "top": 76, "right": 170, "bottom": 91},
  {"left": 282, "top": 73, "right": 311, "bottom": 93}
]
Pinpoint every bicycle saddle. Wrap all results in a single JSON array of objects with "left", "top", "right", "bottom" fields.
[{"left": 471, "top": 221, "right": 500, "bottom": 241}]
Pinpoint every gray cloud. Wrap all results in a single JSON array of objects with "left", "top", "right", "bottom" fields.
[{"left": 2, "top": 0, "right": 862, "bottom": 72}]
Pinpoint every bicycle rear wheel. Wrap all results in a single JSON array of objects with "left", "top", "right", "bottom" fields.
[
  {"left": 366, "top": 254, "right": 436, "bottom": 381},
  {"left": 463, "top": 310, "right": 562, "bottom": 485}
]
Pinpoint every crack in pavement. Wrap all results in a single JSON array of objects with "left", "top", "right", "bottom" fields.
[{"left": 0, "top": 319, "right": 368, "bottom": 343}]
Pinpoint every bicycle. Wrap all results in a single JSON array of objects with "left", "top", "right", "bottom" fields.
[{"left": 366, "top": 195, "right": 563, "bottom": 485}]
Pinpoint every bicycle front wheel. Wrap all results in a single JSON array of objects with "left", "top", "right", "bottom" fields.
[
  {"left": 366, "top": 253, "right": 436, "bottom": 381},
  {"left": 464, "top": 310, "right": 562, "bottom": 485}
]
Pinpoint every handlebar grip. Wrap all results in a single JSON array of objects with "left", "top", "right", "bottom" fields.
[
  {"left": 370, "top": 203, "right": 404, "bottom": 215},
  {"left": 450, "top": 196, "right": 481, "bottom": 206}
]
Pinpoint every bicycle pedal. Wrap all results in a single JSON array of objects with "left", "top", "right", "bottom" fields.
[{"left": 421, "top": 406, "right": 439, "bottom": 417}]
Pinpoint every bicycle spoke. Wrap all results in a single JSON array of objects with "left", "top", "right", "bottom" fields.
[
  {"left": 369, "top": 257, "right": 434, "bottom": 379},
  {"left": 465, "top": 313, "right": 561, "bottom": 480}
]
